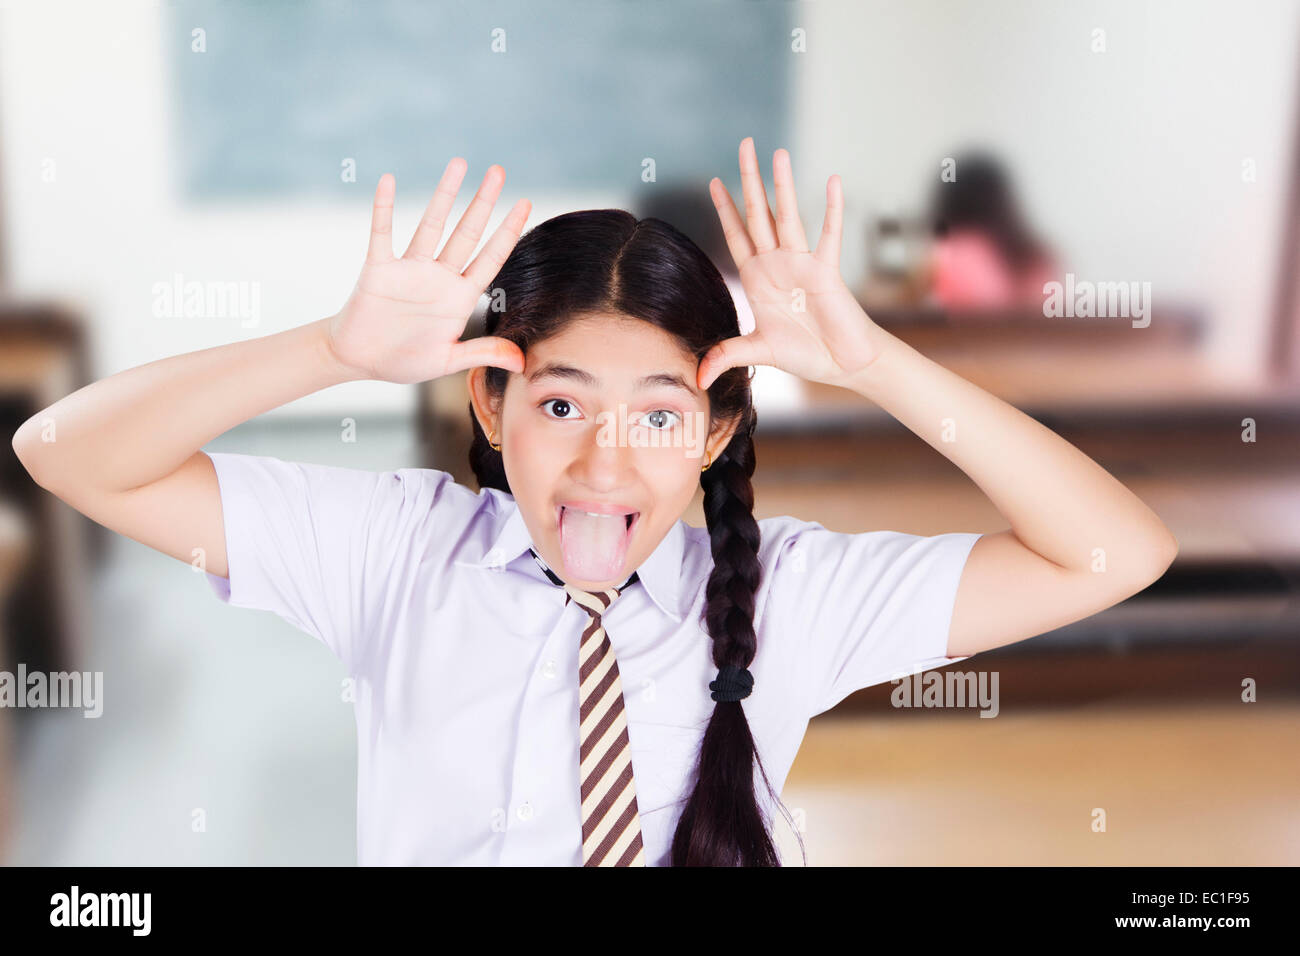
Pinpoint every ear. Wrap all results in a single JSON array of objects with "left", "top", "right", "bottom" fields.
[
  {"left": 466, "top": 367, "right": 502, "bottom": 439},
  {"left": 705, "top": 412, "right": 744, "bottom": 465}
]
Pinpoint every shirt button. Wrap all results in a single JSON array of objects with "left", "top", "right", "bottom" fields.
[
  {"left": 541, "top": 660, "right": 557, "bottom": 679},
  {"left": 517, "top": 802, "right": 534, "bottom": 821}
]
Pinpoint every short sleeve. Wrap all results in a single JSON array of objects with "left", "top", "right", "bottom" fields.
[
  {"left": 202, "top": 451, "right": 451, "bottom": 674},
  {"left": 761, "top": 518, "right": 983, "bottom": 718}
]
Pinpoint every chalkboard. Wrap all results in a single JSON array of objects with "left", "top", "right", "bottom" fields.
[{"left": 165, "top": 0, "right": 793, "bottom": 199}]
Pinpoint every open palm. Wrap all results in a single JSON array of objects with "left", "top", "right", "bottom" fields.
[
  {"left": 329, "top": 160, "right": 531, "bottom": 385},
  {"left": 699, "top": 138, "right": 884, "bottom": 391}
]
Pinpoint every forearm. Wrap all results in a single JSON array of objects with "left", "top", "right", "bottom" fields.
[
  {"left": 847, "top": 327, "right": 1178, "bottom": 577},
  {"left": 12, "top": 316, "right": 365, "bottom": 494}
]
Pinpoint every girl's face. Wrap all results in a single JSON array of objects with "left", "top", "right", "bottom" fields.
[{"left": 469, "top": 314, "right": 740, "bottom": 590}]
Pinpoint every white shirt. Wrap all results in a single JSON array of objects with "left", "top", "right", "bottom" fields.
[{"left": 203, "top": 451, "right": 981, "bottom": 865}]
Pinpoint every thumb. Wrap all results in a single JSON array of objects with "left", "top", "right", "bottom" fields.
[
  {"left": 445, "top": 336, "right": 525, "bottom": 376},
  {"left": 698, "top": 333, "right": 772, "bottom": 390}
]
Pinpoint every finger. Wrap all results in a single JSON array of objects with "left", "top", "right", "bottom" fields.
[
  {"left": 813, "top": 173, "right": 844, "bottom": 271},
  {"left": 708, "top": 178, "right": 755, "bottom": 272},
  {"left": 438, "top": 164, "right": 506, "bottom": 273},
  {"left": 739, "top": 137, "right": 778, "bottom": 254},
  {"left": 402, "top": 157, "right": 468, "bottom": 262},
  {"left": 366, "top": 173, "right": 396, "bottom": 264},
  {"left": 772, "top": 148, "right": 810, "bottom": 253},
  {"left": 698, "top": 333, "right": 774, "bottom": 391},
  {"left": 445, "top": 335, "right": 525, "bottom": 376},
  {"left": 462, "top": 198, "right": 533, "bottom": 291}
]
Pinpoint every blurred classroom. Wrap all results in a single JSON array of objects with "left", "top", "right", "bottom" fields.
[{"left": 0, "top": 0, "right": 1298, "bottom": 865}]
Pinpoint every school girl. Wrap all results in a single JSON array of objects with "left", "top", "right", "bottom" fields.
[{"left": 13, "top": 138, "right": 1178, "bottom": 867}]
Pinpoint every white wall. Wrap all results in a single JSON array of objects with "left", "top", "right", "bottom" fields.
[
  {"left": 801, "top": 0, "right": 1300, "bottom": 368},
  {"left": 2, "top": 0, "right": 1296, "bottom": 420}
]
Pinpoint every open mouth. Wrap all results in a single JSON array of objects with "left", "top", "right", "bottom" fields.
[
  {"left": 554, "top": 504, "right": 639, "bottom": 531},
  {"left": 554, "top": 504, "right": 640, "bottom": 581}
]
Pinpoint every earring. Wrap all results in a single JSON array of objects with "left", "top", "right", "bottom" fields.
[
  {"left": 488, "top": 430, "right": 501, "bottom": 452},
  {"left": 701, "top": 451, "right": 713, "bottom": 472}
]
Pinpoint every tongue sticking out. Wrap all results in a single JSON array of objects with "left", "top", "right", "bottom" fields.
[{"left": 559, "top": 507, "right": 632, "bottom": 583}]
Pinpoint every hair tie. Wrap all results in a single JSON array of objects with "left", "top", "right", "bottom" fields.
[{"left": 709, "top": 665, "right": 754, "bottom": 703}]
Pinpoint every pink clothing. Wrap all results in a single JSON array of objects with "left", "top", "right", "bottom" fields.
[{"left": 930, "top": 230, "right": 1055, "bottom": 310}]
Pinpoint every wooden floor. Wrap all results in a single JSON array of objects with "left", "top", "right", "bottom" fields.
[{"left": 772, "top": 701, "right": 1300, "bottom": 866}]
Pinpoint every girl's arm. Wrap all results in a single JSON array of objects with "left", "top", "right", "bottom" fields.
[
  {"left": 700, "top": 138, "right": 1177, "bottom": 660},
  {"left": 12, "top": 160, "right": 530, "bottom": 580},
  {"left": 12, "top": 319, "right": 363, "bottom": 579},
  {"left": 844, "top": 329, "right": 1177, "bottom": 659}
]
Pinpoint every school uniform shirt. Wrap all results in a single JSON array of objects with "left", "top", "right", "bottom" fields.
[{"left": 202, "top": 451, "right": 982, "bottom": 866}]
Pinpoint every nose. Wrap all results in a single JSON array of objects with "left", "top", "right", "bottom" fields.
[{"left": 569, "top": 420, "right": 638, "bottom": 491}]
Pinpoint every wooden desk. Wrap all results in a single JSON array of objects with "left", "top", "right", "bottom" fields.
[
  {"left": 744, "top": 322, "right": 1300, "bottom": 565},
  {"left": 781, "top": 317, "right": 1300, "bottom": 423},
  {"left": 0, "top": 500, "right": 29, "bottom": 861}
]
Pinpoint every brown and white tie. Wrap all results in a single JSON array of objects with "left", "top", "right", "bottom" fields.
[{"left": 563, "top": 581, "right": 646, "bottom": 867}]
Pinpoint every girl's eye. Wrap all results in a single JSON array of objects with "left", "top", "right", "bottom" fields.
[
  {"left": 540, "top": 398, "right": 581, "bottom": 420},
  {"left": 637, "top": 409, "right": 682, "bottom": 430}
]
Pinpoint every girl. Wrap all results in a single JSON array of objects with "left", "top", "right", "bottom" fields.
[{"left": 12, "top": 138, "right": 1178, "bottom": 867}]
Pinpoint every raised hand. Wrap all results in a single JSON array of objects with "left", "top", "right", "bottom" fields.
[
  {"left": 698, "top": 138, "right": 886, "bottom": 391},
  {"left": 328, "top": 159, "right": 531, "bottom": 384}
]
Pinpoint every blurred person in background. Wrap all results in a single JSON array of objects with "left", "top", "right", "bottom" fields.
[{"left": 925, "top": 151, "right": 1058, "bottom": 312}]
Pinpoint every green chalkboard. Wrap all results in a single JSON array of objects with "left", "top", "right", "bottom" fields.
[{"left": 166, "top": 0, "right": 793, "bottom": 199}]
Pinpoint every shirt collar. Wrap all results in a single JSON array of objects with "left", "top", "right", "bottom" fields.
[{"left": 458, "top": 497, "right": 687, "bottom": 622}]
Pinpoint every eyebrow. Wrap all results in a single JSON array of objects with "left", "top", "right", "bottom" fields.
[{"left": 526, "top": 363, "right": 697, "bottom": 397}]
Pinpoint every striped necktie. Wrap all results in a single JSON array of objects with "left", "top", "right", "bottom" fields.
[
  {"left": 529, "top": 549, "right": 645, "bottom": 865},
  {"left": 564, "top": 580, "right": 646, "bottom": 867}
]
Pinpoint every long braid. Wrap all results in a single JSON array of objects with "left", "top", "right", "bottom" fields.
[{"left": 669, "top": 406, "right": 804, "bottom": 866}]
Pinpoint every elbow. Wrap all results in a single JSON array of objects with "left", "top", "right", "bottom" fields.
[
  {"left": 11, "top": 422, "right": 36, "bottom": 475},
  {"left": 1143, "top": 531, "right": 1179, "bottom": 583},
  {"left": 1159, "top": 528, "right": 1179, "bottom": 567},
  {"left": 11, "top": 417, "right": 54, "bottom": 490}
]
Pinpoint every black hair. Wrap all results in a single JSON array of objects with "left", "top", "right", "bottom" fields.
[{"left": 467, "top": 208, "right": 806, "bottom": 866}]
